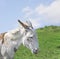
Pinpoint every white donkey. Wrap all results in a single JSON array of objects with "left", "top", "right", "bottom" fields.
[{"left": 0, "top": 20, "right": 39, "bottom": 59}]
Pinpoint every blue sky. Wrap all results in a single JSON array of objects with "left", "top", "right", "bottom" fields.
[{"left": 0, "top": 0, "right": 60, "bottom": 32}]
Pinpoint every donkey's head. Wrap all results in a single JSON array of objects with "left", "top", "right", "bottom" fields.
[{"left": 18, "top": 20, "right": 39, "bottom": 54}]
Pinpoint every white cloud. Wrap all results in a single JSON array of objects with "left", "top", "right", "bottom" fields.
[
  {"left": 35, "top": 0, "right": 60, "bottom": 24},
  {"left": 22, "top": 0, "right": 60, "bottom": 28},
  {"left": 35, "top": 4, "right": 47, "bottom": 14},
  {"left": 35, "top": 0, "right": 60, "bottom": 16}
]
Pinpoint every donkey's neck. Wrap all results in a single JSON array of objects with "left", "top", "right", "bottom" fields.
[
  {"left": 14, "top": 39, "right": 22, "bottom": 49},
  {"left": 10, "top": 28, "right": 25, "bottom": 49},
  {"left": 8, "top": 28, "right": 24, "bottom": 40}
]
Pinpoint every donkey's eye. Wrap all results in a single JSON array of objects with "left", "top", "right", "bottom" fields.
[
  {"left": 29, "top": 37, "right": 33, "bottom": 39},
  {"left": 25, "top": 30, "right": 28, "bottom": 32},
  {"left": 27, "top": 38, "right": 32, "bottom": 42},
  {"left": 27, "top": 39, "right": 30, "bottom": 41}
]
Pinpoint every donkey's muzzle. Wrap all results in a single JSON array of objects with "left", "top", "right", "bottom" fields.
[{"left": 33, "top": 49, "right": 38, "bottom": 54}]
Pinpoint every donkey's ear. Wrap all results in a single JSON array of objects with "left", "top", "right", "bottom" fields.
[
  {"left": 18, "top": 20, "right": 28, "bottom": 28},
  {"left": 26, "top": 20, "right": 33, "bottom": 28}
]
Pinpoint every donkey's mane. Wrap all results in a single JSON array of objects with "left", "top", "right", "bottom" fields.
[{"left": 9, "top": 28, "right": 20, "bottom": 35}]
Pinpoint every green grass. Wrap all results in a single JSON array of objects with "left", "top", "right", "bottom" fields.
[{"left": 14, "top": 27, "right": 60, "bottom": 59}]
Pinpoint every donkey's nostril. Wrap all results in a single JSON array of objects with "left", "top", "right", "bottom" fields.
[{"left": 33, "top": 49, "right": 38, "bottom": 54}]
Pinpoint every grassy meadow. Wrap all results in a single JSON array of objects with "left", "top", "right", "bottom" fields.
[{"left": 14, "top": 26, "right": 60, "bottom": 59}]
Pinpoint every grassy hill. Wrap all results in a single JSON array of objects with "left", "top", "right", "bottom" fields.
[{"left": 14, "top": 26, "right": 60, "bottom": 59}]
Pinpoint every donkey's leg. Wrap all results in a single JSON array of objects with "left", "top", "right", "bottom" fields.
[
  {"left": 9, "top": 56, "right": 14, "bottom": 59},
  {"left": 9, "top": 51, "right": 14, "bottom": 59},
  {"left": 1, "top": 52, "right": 8, "bottom": 59},
  {"left": 2, "top": 51, "right": 13, "bottom": 59},
  {"left": 1, "top": 44, "right": 8, "bottom": 59},
  {"left": 6, "top": 48, "right": 15, "bottom": 59},
  {"left": 0, "top": 54, "right": 3, "bottom": 59},
  {"left": 2, "top": 52, "right": 14, "bottom": 59},
  {"left": 3, "top": 56, "right": 7, "bottom": 59}
]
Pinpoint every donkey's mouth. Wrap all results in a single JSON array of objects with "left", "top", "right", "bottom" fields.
[{"left": 33, "top": 49, "right": 38, "bottom": 54}]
